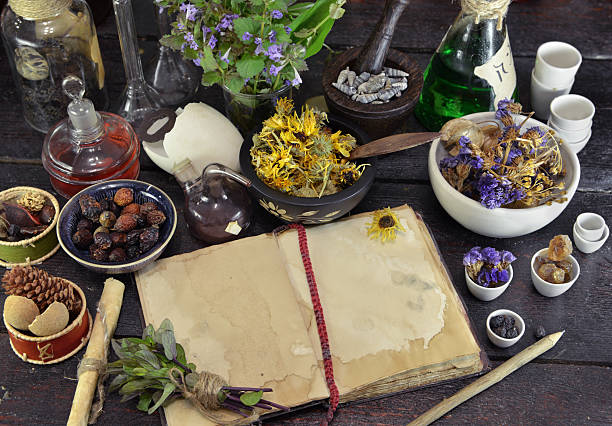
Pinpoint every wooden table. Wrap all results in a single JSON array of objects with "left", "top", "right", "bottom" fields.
[{"left": 1, "top": 0, "right": 610, "bottom": 424}]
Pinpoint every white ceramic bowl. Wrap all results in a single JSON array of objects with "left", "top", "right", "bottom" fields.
[
  {"left": 530, "top": 248, "right": 580, "bottom": 297},
  {"left": 465, "top": 265, "right": 512, "bottom": 301},
  {"left": 549, "top": 94, "right": 595, "bottom": 130},
  {"left": 534, "top": 41, "right": 582, "bottom": 88},
  {"left": 428, "top": 112, "right": 580, "bottom": 238},
  {"left": 530, "top": 69, "right": 572, "bottom": 120},
  {"left": 573, "top": 222, "right": 609, "bottom": 254},
  {"left": 575, "top": 212, "right": 606, "bottom": 241},
  {"left": 486, "top": 309, "right": 525, "bottom": 348},
  {"left": 547, "top": 118, "right": 591, "bottom": 143}
]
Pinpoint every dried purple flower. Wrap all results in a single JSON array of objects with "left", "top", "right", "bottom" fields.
[
  {"left": 463, "top": 246, "right": 483, "bottom": 266},
  {"left": 481, "top": 247, "right": 501, "bottom": 265}
]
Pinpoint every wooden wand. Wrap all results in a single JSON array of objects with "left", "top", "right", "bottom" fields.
[{"left": 409, "top": 331, "right": 565, "bottom": 426}]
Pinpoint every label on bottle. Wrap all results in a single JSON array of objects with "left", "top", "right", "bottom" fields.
[
  {"left": 474, "top": 33, "right": 516, "bottom": 107},
  {"left": 225, "top": 221, "right": 242, "bottom": 235}
]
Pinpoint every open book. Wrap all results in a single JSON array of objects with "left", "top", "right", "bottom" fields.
[{"left": 135, "top": 205, "right": 486, "bottom": 425}]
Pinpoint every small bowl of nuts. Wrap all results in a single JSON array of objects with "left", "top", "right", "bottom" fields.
[
  {"left": 531, "top": 235, "right": 580, "bottom": 298},
  {"left": 57, "top": 180, "right": 177, "bottom": 274}
]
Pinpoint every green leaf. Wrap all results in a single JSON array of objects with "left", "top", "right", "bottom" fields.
[
  {"left": 161, "top": 331, "right": 177, "bottom": 361},
  {"left": 183, "top": 47, "right": 199, "bottom": 60},
  {"left": 233, "top": 17, "right": 258, "bottom": 37},
  {"left": 236, "top": 56, "right": 265, "bottom": 79},
  {"left": 240, "top": 390, "right": 263, "bottom": 406},
  {"left": 147, "top": 382, "right": 176, "bottom": 414},
  {"left": 290, "top": 0, "right": 346, "bottom": 58},
  {"left": 132, "top": 367, "right": 149, "bottom": 376},
  {"left": 226, "top": 75, "right": 245, "bottom": 93},
  {"left": 109, "top": 374, "right": 129, "bottom": 393},
  {"left": 160, "top": 34, "right": 184, "bottom": 51},
  {"left": 135, "top": 349, "right": 161, "bottom": 370},
  {"left": 120, "top": 378, "right": 158, "bottom": 395},
  {"left": 111, "top": 339, "right": 127, "bottom": 359},
  {"left": 201, "top": 46, "right": 218, "bottom": 73},
  {"left": 142, "top": 324, "right": 155, "bottom": 340},
  {"left": 201, "top": 71, "right": 222, "bottom": 86},
  {"left": 176, "top": 343, "right": 187, "bottom": 365},
  {"left": 137, "top": 392, "right": 154, "bottom": 412},
  {"left": 288, "top": 2, "right": 314, "bottom": 16},
  {"left": 187, "top": 363, "right": 197, "bottom": 372},
  {"left": 329, "top": 2, "right": 345, "bottom": 20}
]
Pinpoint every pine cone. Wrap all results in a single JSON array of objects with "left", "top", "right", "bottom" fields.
[{"left": 2, "top": 266, "right": 82, "bottom": 315}]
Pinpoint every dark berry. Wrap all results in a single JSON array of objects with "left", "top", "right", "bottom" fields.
[
  {"left": 113, "top": 214, "right": 138, "bottom": 232},
  {"left": 506, "top": 326, "right": 519, "bottom": 339},
  {"left": 72, "top": 228, "right": 93, "bottom": 249},
  {"left": 140, "top": 202, "right": 158, "bottom": 214},
  {"left": 110, "top": 232, "right": 127, "bottom": 247},
  {"left": 79, "top": 194, "right": 102, "bottom": 220},
  {"left": 139, "top": 227, "right": 159, "bottom": 253},
  {"left": 503, "top": 315, "right": 515, "bottom": 329},
  {"left": 109, "top": 247, "right": 127, "bottom": 262},
  {"left": 94, "top": 231, "right": 112, "bottom": 250},
  {"left": 490, "top": 315, "right": 504, "bottom": 329},
  {"left": 122, "top": 203, "right": 141, "bottom": 215},
  {"left": 493, "top": 327, "right": 507, "bottom": 338},
  {"left": 135, "top": 212, "right": 147, "bottom": 228},
  {"left": 535, "top": 325, "right": 546, "bottom": 339},
  {"left": 146, "top": 210, "right": 166, "bottom": 226},
  {"left": 76, "top": 218, "right": 93, "bottom": 231},
  {"left": 126, "top": 244, "right": 140, "bottom": 259},
  {"left": 126, "top": 229, "right": 143, "bottom": 246}
]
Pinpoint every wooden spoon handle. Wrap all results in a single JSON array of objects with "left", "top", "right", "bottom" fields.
[{"left": 348, "top": 132, "right": 441, "bottom": 160}]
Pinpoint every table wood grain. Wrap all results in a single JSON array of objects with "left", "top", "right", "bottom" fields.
[{"left": 0, "top": 0, "right": 610, "bottom": 424}]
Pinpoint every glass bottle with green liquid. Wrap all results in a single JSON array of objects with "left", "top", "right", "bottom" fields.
[{"left": 415, "top": 0, "right": 517, "bottom": 131}]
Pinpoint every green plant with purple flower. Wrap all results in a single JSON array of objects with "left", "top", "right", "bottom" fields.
[
  {"left": 464, "top": 246, "right": 516, "bottom": 288},
  {"left": 155, "top": 0, "right": 346, "bottom": 94},
  {"left": 440, "top": 99, "right": 567, "bottom": 209}
]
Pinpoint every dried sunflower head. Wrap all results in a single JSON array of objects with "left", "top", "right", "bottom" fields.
[{"left": 366, "top": 207, "right": 406, "bottom": 243}]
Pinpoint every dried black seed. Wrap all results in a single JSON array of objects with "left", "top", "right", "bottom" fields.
[{"left": 535, "top": 325, "right": 546, "bottom": 339}]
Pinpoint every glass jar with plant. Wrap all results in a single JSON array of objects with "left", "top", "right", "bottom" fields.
[{"left": 154, "top": 0, "right": 346, "bottom": 134}]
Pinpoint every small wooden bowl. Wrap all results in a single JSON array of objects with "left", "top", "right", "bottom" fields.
[
  {"left": 0, "top": 187, "right": 61, "bottom": 267},
  {"left": 3, "top": 280, "right": 92, "bottom": 364},
  {"left": 322, "top": 47, "right": 423, "bottom": 139}
]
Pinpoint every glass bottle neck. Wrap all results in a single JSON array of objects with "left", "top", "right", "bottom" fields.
[{"left": 113, "top": 0, "right": 144, "bottom": 84}]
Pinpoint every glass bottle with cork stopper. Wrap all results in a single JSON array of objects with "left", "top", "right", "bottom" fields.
[
  {"left": 1, "top": 0, "right": 108, "bottom": 133},
  {"left": 42, "top": 75, "right": 140, "bottom": 198},
  {"left": 415, "top": 0, "right": 518, "bottom": 131},
  {"left": 173, "top": 160, "right": 252, "bottom": 244}
]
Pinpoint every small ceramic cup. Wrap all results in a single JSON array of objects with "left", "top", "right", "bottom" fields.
[
  {"left": 573, "top": 222, "right": 609, "bottom": 254},
  {"left": 486, "top": 309, "right": 525, "bottom": 348},
  {"left": 549, "top": 95, "right": 595, "bottom": 131},
  {"left": 530, "top": 69, "right": 572, "bottom": 120},
  {"left": 575, "top": 212, "right": 606, "bottom": 241},
  {"left": 563, "top": 129, "right": 591, "bottom": 154},
  {"left": 465, "top": 265, "right": 513, "bottom": 301},
  {"left": 534, "top": 41, "right": 582, "bottom": 88},
  {"left": 531, "top": 248, "right": 580, "bottom": 297},
  {"left": 548, "top": 119, "right": 592, "bottom": 143}
]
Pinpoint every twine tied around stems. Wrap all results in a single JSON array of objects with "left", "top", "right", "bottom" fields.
[
  {"left": 8, "top": 0, "right": 71, "bottom": 20},
  {"left": 461, "top": 0, "right": 511, "bottom": 30},
  {"left": 167, "top": 368, "right": 260, "bottom": 425}
]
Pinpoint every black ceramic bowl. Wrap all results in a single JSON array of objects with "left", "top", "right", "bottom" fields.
[
  {"left": 240, "top": 115, "right": 375, "bottom": 224},
  {"left": 57, "top": 180, "right": 177, "bottom": 274}
]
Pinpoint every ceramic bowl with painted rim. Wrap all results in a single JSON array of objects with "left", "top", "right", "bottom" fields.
[
  {"left": 3, "top": 279, "right": 92, "bottom": 364},
  {"left": 428, "top": 112, "right": 580, "bottom": 238},
  {"left": 240, "top": 114, "right": 376, "bottom": 224},
  {"left": 530, "top": 248, "right": 580, "bottom": 297},
  {"left": 57, "top": 180, "right": 177, "bottom": 274},
  {"left": 486, "top": 309, "right": 525, "bottom": 348},
  {"left": 465, "top": 265, "right": 513, "bottom": 301}
]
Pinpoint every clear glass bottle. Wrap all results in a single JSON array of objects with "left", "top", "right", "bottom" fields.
[
  {"left": 174, "top": 160, "right": 252, "bottom": 244},
  {"left": 42, "top": 75, "right": 140, "bottom": 198},
  {"left": 144, "top": 7, "right": 200, "bottom": 107},
  {"left": 1, "top": 0, "right": 108, "bottom": 133},
  {"left": 113, "top": 0, "right": 161, "bottom": 129},
  {"left": 415, "top": 1, "right": 518, "bottom": 131}
]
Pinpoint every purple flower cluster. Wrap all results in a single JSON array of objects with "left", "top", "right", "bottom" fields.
[
  {"left": 179, "top": 3, "right": 198, "bottom": 21},
  {"left": 271, "top": 10, "right": 283, "bottom": 19},
  {"left": 439, "top": 136, "right": 484, "bottom": 171},
  {"left": 216, "top": 13, "right": 239, "bottom": 31},
  {"left": 464, "top": 246, "right": 516, "bottom": 288},
  {"left": 183, "top": 32, "right": 198, "bottom": 50},
  {"left": 266, "top": 44, "right": 283, "bottom": 62},
  {"left": 476, "top": 173, "right": 524, "bottom": 209}
]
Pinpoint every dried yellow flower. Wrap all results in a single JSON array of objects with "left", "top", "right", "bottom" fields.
[{"left": 366, "top": 207, "right": 406, "bottom": 243}]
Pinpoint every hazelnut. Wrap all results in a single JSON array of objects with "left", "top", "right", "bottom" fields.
[
  {"left": 113, "top": 214, "right": 138, "bottom": 232},
  {"left": 99, "top": 211, "right": 117, "bottom": 228},
  {"left": 114, "top": 188, "right": 134, "bottom": 207},
  {"left": 72, "top": 228, "right": 93, "bottom": 249},
  {"left": 146, "top": 210, "right": 166, "bottom": 226},
  {"left": 122, "top": 203, "right": 141, "bottom": 215}
]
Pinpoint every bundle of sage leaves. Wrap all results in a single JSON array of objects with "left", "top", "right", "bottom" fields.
[{"left": 108, "top": 319, "right": 288, "bottom": 419}]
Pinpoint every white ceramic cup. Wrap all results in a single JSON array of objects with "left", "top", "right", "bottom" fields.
[
  {"left": 530, "top": 248, "right": 580, "bottom": 297},
  {"left": 562, "top": 129, "right": 591, "bottom": 154},
  {"left": 573, "top": 222, "right": 609, "bottom": 254},
  {"left": 575, "top": 212, "right": 606, "bottom": 241},
  {"left": 549, "top": 94, "right": 595, "bottom": 130},
  {"left": 486, "top": 309, "right": 525, "bottom": 348},
  {"left": 547, "top": 119, "right": 591, "bottom": 143},
  {"left": 465, "top": 265, "right": 512, "bottom": 302},
  {"left": 531, "top": 69, "right": 572, "bottom": 120},
  {"left": 534, "top": 41, "right": 582, "bottom": 88}
]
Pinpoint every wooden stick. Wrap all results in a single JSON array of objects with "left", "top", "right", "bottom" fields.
[
  {"left": 67, "top": 278, "right": 125, "bottom": 426},
  {"left": 409, "top": 331, "right": 565, "bottom": 426}
]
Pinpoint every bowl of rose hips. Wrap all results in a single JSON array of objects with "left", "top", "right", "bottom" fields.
[{"left": 57, "top": 180, "right": 177, "bottom": 274}]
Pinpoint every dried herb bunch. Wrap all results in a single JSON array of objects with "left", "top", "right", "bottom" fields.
[
  {"left": 439, "top": 99, "right": 567, "bottom": 209},
  {"left": 108, "top": 319, "right": 287, "bottom": 420},
  {"left": 250, "top": 98, "right": 367, "bottom": 197}
]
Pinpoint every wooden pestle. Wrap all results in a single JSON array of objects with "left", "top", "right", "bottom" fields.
[{"left": 355, "top": 0, "right": 410, "bottom": 75}]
